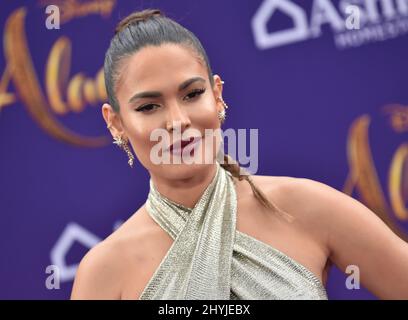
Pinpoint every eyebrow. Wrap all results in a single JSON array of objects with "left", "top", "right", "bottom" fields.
[{"left": 128, "top": 76, "right": 206, "bottom": 104}]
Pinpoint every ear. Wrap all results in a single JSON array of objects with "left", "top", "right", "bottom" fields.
[
  {"left": 212, "top": 74, "right": 224, "bottom": 112},
  {"left": 102, "top": 103, "right": 125, "bottom": 137}
]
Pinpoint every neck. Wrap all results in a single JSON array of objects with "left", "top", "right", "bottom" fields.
[{"left": 149, "top": 164, "right": 218, "bottom": 209}]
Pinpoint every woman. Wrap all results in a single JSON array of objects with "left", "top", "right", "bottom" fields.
[{"left": 71, "top": 9, "right": 408, "bottom": 300}]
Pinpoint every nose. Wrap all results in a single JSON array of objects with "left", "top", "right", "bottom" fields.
[{"left": 166, "top": 103, "right": 191, "bottom": 133}]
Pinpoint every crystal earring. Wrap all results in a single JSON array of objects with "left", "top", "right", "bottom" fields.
[
  {"left": 218, "top": 109, "right": 226, "bottom": 123},
  {"left": 217, "top": 97, "right": 229, "bottom": 123}
]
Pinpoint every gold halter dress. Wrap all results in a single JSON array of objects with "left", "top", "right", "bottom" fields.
[{"left": 140, "top": 162, "right": 328, "bottom": 300}]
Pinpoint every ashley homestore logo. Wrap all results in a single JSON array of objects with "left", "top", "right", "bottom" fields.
[{"left": 252, "top": 0, "right": 408, "bottom": 49}]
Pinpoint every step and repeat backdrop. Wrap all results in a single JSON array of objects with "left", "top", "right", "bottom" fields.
[{"left": 0, "top": 0, "right": 407, "bottom": 299}]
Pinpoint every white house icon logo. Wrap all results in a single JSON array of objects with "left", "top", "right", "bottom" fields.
[
  {"left": 252, "top": 0, "right": 309, "bottom": 49},
  {"left": 49, "top": 220, "right": 123, "bottom": 282}
]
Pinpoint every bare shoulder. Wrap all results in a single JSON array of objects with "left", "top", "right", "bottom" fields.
[
  {"left": 70, "top": 234, "right": 125, "bottom": 299},
  {"left": 252, "top": 174, "right": 385, "bottom": 238},
  {"left": 250, "top": 174, "right": 344, "bottom": 216},
  {"left": 251, "top": 174, "right": 367, "bottom": 231},
  {"left": 250, "top": 174, "right": 333, "bottom": 201},
  {"left": 235, "top": 174, "right": 334, "bottom": 249},
  {"left": 249, "top": 174, "right": 332, "bottom": 217},
  {"left": 247, "top": 175, "right": 336, "bottom": 248},
  {"left": 251, "top": 174, "right": 408, "bottom": 298},
  {"left": 71, "top": 205, "right": 163, "bottom": 300}
]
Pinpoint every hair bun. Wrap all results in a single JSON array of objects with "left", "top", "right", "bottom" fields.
[{"left": 115, "top": 9, "right": 163, "bottom": 35}]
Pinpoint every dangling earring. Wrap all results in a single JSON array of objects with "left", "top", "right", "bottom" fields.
[
  {"left": 218, "top": 109, "right": 226, "bottom": 123},
  {"left": 107, "top": 123, "right": 135, "bottom": 168},
  {"left": 217, "top": 97, "right": 229, "bottom": 123},
  {"left": 112, "top": 134, "right": 135, "bottom": 168}
]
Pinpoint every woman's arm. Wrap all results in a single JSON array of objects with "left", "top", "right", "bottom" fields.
[{"left": 300, "top": 178, "right": 408, "bottom": 299}]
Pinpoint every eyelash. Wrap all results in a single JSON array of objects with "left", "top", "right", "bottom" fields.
[{"left": 136, "top": 88, "right": 206, "bottom": 113}]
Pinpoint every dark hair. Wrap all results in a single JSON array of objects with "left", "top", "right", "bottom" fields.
[
  {"left": 104, "top": 9, "right": 214, "bottom": 113},
  {"left": 104, "top": 9, "right": 293, "bottom": 222}
]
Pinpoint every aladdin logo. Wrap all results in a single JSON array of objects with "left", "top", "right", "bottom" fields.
[
  {"left": 344, "top": 105, "right": 408, "bottom": 240},
  {"left": 0, "top": 1, "right": 116, "bottom": 147},
  {"left": 40, "top": 0, "right": 116, "bottom": 24},
  {"left": 252, "top": 0, "right": 408, "bottom": 49}
]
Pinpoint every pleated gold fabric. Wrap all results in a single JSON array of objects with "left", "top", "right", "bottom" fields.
[{"left": 140, "top": 162, "right": 328, "bottom": 300}]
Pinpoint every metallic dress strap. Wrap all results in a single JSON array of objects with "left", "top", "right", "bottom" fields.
[{"left": 140, "top": 163, "right": 328, "bottom": 300}]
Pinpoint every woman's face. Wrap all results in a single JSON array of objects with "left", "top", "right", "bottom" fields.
[{"left": 103, "top": 43, "right": 225, "bottom": 180}]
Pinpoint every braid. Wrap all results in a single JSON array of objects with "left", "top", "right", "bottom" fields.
[{"left": 220, "top": 154, "right": 294, "bottom": 223}]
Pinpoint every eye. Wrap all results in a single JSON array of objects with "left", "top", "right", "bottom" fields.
[
  {"left": 135, "top": 88, "right": 205, "bottom": 112},
  {"left": 184, "top": 88, "right": 205, "bottom": 101},
  {"left": 135, "top": 104, "right": 159, "bottom": 113}
]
